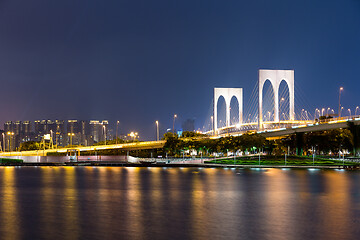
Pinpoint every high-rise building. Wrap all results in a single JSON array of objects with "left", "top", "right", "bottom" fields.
[
  {"left": 89, "top": 120, "right": 102, "bottom": 143},
  {"left": 54, "top": 120, "right": 65, "bottom": 146},
  {"left": 4, "top": 121, "right": 13, "bottom": 133},
  {"left": 21, "top": 121, "right": 32, "bottom": 143},
  {"left": 80, "top": 120, "right": 89, "bottom": 146},
  {"left": 34, "top": 120, "right": 41, "bottom": 136},
  {"left": 101, "top": 120, "right": 109, "bottom": 142},
  {"left": 67, "top": 120, "right": 81, "bottom": 145},
  {"left": 22, "top": 121, "right": 31, "bottom": 135},
  {"left": 88, "top": 120, "right": 109, "bottom": 143},
  {"left": 34, "top": 120, "right": 55, "bottom": 142}
]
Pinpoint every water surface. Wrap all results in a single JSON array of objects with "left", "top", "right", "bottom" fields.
[{"left": 0, "top": 167, "right": 359, "bottom": 240}]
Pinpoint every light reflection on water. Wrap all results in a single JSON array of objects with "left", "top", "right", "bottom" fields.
[{"left": 0, "top": 167, "right": 359, "bottom": 239}]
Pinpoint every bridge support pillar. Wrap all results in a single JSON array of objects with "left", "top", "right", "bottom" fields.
[
  {"left": 258, "top": 70, "right": 294, "bottom": 130},
  {"left": 348, "top": 122, "right": 360, "bottom": 156},
  {"left": 295, "top": 132, "right": 304, "bottom": 156},
  {"left": 214, "top": 88, "right": 243, "bottom": 132}
]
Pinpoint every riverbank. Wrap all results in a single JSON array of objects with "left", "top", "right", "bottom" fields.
[{"left": 0, "top": 161, "right": 359, "bottom": 169}]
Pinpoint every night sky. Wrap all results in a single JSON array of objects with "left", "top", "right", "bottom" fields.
[{"left": 0, "top": 0, "right": 359, "bottom": 140}]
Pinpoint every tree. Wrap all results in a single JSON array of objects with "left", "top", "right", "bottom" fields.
[
  {"left": 19, "top": 141, "right": 41, "bottom": 151},
  {"left": 163, "top": 132, "right": 180, "bottom": 156}
]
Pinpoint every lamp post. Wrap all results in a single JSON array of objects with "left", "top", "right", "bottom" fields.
[
  {"left": 50, "top": 130, "right": 54, "bottom": 149},
  {"left": 211, "top": 116, "right": 214, "bottom": 135},
  {"left": 280, "top": 98, "right": 285, "bottom": 122},
  {"left": 314, "top": 108, "right": 320, "bottom": 120},
  {"left": 155, "top": 121, "right": 159, "bottom": 141},
  {"left": 68, "top": 132, "right": 75, "bottom": 146},
  {"left": 103, "top": 125, "right": 107, "bottom": 145},
  {"left": 338, "top": 87, "right": 343, "bottom": 119},
  {"left": 2, "top": 133, "right": 5, "bottom": 152},
  {"left": 173, "top": 114, "right": 177, "bottom": 134},
  {"left": 356, "top": 106, "right": 359, "bottom": 117},
  {"left": 7, "top": 132, "right": 14, "bottom": 152},
  {"left": 348, "top": 109, "right": 351, "bottom": 119},
  {"left": 321, "top": 108, "right": 325, "bottom": 117},
  {"left": 116, "top": 120, "right": 119, "bottom": 144},
  {"left": 129, "top": 132, "right": 138, "bottom": 141}
]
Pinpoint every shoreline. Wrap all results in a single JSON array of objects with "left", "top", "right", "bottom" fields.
[{"left": 0, "top": 161, "right": 358, "bottom": 169}]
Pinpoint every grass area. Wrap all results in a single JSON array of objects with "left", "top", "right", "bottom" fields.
[
  {"left": 206, "top": 155, "right": 358, "bottom": 166},
  {"left": 0, "top": 158, "right": 23, "bottom": 164}
]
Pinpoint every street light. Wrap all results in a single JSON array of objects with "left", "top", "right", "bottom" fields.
[
  {"left": 315, "top": 108, "right": 320, "bottom": 120},
  {"left": 211, "top": 116, "right": 214, "bottom": 135},
  {"left": 155, "top": 121, "right": 159, "bottom": 141},
  {"left": 116, "top": 120, "right": 120, "bottom": 144},
  {"left": 173, "top": 114, "right": 177, "bottom": 134},
  {"left": 338, "top": 87, "right": 343, "bottom": 119},
  {"left": 2, "top": 133, "right": 5, "bottom": 152},
  {"left": 67, "top": 132, "right": 75, "bottom": 146},
  {"left": 356, "top": 106, "right": 359, "bottom": 116},
  {"left": 50, "top": 130, "right": 54, "bottom": 149},
  {"left": 348, "top": 109, "right": 351, "bottom": 119},
  {"left": 7, "top": 132, "right": 14, "bottom": 152},
  {"left": 321, "top": 108, "right": 325, "bottom": 116},
  {"left": 279, "top": 98, "right": 285, "bottom": 122},
  {"left": 129, "top": 132, "right": 138, "bottom": 141},
  {"left": 103, "top": 125, "right": 107, "bottom": 145},
  {"left": 340, "top": 106, "right": 344, "bottom": 115}
]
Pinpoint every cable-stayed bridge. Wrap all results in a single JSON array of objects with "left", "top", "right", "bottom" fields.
[{"left": 206, "top": 69, "right": 359, "bottom": 136}]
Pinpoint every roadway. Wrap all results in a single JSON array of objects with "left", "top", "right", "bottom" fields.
[
  {"left": 210, "top": 118, "right": 360, "bottom": 139},
  {"left": 0, "top": 140, "right": 166, "bottom": 157},
  {"left": 259, "top": 118, "right": 360, "bottom": 138}
]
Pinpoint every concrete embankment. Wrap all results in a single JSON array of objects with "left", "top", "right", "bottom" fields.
[{"left": 0, "top": 161, "right": 358, "bottom": 169}]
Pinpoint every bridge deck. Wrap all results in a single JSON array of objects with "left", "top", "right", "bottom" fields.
[{"left": 0, "top": 140, "right": 166, "bottom": 157}]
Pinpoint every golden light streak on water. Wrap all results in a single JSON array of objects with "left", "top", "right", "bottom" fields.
[
  {"left": 148, "top": 167, "right": 163, "bottom": 235},
  {"left": 319, "top": 171, "right": 351, "bottom": 239},
  {"left": 0, "top": 167, "right": 20, "bottom": 240},
  {"left": 96, "top": 167, "right": 123, "bottom": 239},
  {"left": 63, "top": 167, "right": 79, "bottom": 240},
  {"left": 190, "top": 169, "right": 209, "bottom": 239},
  {"left": 263, "top": 168, "right": 295, "bottom": 238},
  {"left": 40, "top": 167, "right": 56, "bottom": 239},
  {"left": 126, "top": 167, "right": 143, "bottom": 240},
  {"left": 169, "top": 168, "right": 181, "bottom": 211}
]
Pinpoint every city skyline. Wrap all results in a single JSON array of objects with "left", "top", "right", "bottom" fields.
[{"left": 0, "top": 0, "right": 359, "bottom": 139}]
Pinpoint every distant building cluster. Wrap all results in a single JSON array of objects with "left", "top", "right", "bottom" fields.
[{"left": 2, "top": 119, "right": 117, "bottom": 151}]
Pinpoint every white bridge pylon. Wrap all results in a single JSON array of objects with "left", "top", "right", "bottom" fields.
[
  {"left": 214, "top": 88, "right": 243, "bottom": 132},
  {"left": 259, "top": 69, "right": 294, "bottom": 128}
]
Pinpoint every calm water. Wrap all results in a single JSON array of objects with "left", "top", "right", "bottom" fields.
[{"left": 0, "top": 167, "right": 360, "bottom": 240}]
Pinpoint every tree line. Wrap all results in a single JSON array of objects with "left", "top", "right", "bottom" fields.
[{"left": 163, "top": 129, "right": 354, "bottom": 157}]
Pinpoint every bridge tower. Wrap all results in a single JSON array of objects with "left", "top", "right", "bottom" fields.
[
  {"left": 214, "top": 88, "right": 243, "bottom": 132},
  {"left": 258, "top": 69, "right": 295, "bottom": 129}
]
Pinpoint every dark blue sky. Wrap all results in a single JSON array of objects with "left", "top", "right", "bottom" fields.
[{"left": 0, "top": 0, "right": 359, "bottom": 139}]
